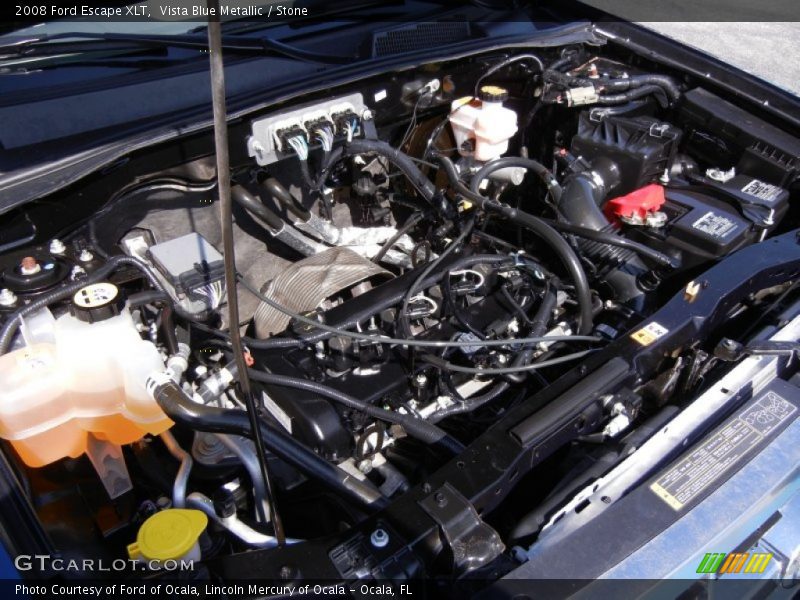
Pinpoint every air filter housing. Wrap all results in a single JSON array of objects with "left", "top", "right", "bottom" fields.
[{"left": 571, "top": 113, "right": 682, "bottom": 195}]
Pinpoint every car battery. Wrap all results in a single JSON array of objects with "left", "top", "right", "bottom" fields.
[{"left": 624, "top": 186, "right": 756, "bottom": 267}]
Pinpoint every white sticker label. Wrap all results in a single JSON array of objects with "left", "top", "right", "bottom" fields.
[
  {"left": 651, "top": 389, "right": 796, "bottom": 510},
  {"left": 631, "top": 321, "right": 669, "bottom": 346},
  {"left": 373, "top": 89, "right": 388, "bottom": 103},
  {"left": 692, "top": 211, "right": 737, "bottom": 239},
  {"left": 741, "top": 178, "right": 781, "bottom": 202},
  {"left": 262, "top": 392, "right": 292, "bottom": 434}
]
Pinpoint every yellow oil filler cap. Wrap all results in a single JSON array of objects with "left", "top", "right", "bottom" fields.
[{"left": 127, "top": 509, "right": 207, "bottom": 562}]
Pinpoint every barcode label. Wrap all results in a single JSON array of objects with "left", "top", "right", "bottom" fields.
[
  {"left": 741, "top": 178, "right": 782, "bottom": 202},
  {"left": 692, "top": 211, "right": 736, "bottom": 238}
]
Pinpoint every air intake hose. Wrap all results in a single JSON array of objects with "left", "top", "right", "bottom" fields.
[{"left": 557, "top": 158, "right": 648, "bottom": 305}]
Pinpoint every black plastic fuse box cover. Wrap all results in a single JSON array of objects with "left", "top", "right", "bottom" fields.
[
  {"left": 681, "top": 87, "right": 800, "bottom": 187},
  {"left": 702, "top": 173, "right": 789, "bottom": 228}
]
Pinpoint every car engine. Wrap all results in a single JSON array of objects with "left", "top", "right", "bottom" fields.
[{"left": 0, "top": 42, "right": 798, "bottom": 589}]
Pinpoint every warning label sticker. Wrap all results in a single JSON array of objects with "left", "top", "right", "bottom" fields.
[
  {"left": 630, "top": 321, "right": 669, "bottom": 346},
  {"left": 692, "top": 211, "right": 737, "bottom": 239},
  {"left": 651, "top": 390, "right": 797, "bottom": 511},
  {"left": 741, "top": 178, "right": 782, "bottom": 203}
]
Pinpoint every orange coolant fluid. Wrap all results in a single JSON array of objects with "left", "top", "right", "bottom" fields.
[{"left": 0, "top": 283, "right": 173, "bottom": 467}]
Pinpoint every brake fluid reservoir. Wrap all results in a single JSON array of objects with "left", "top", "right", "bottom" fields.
[
  {"left": 449, "top": 96, "right": 482, "bottom": 156},
  {"left": 473, "top": 86, "right": 518, "bottom": 161},
  {"left": 0, "top": 283, "right": 171, "bottom": 467},
  {"left": 449, "top": 86, "right": 518, "bottom": 161}
]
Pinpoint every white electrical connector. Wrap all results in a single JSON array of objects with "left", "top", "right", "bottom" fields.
[
  {"left": 423, "top": 78, "right": 441, "bottom": 93},
  {"left": 565, "top": 86, "right": 600, "bottom": 107}
]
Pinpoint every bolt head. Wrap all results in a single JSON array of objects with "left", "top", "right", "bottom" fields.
[
  {"left": 0, "top": 288, "right": 17, "bottom": 307},
  {"left": 370, "top": 528, "right": 389, "bottom": 548},
  {"left": 49, "top": 239, "right": 66, "bottom": 254},
  {"left": 279, "top": 565, "right": 296, "bottom": 580},
  {"left": 78, "top": 249, "right": 94, "bottom": 263},
  {"left": 645, "top": 211, "right": 668, "bottom": 228}
]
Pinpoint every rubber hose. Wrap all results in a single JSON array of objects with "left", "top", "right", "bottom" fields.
[
  {"left": 341, "top": 139, "right": 437, "bottom": 203},
  {"left": 630, "top": 74, "right": 681, "bottom": 102},
  {"left": 594, "top": 74, "right": 680, "bottom": 104},
  {"left": 496, "top": 210, "right": 592, "bottom": 334},
  {"left": 149, "top": 378, "right": 388, "bottom": 510},
  {"left": 231, "top": 185, "right": 284, "bottom": 232},
  {"left": 315, "top": 146, "right": 343, "bottom": 190},
  {"left": 438, "top": 155, "right": 593, "bottom": 335},
  {"left": 247, "top": 370, "right": 464, "bottom": 455},
  {"left": 548, "top": 55, "right": 577, "bottom": 72},
  {"left": 397, "top": 218, "right": 475, "bottom": 338},
  {"left": 529, "top": 284, "right": 559, "bottom": 338},
  {"left": 128, "top": 290, "right": 179, "bottom": 355},
  {"left": 429, "top": 381, "right": 510, "bottom": 423},
  {"left": 586, "top": 99, "right": 651, "bottom": 119},
  {"left": 504, "top": 283, "right": 559, "bottom": 385},
  {"left": 540, "top": 218, "right": 678, "bottom": 269},
  {"left": 469, "top": 156, "right": 562, "bottom": 203},
  {"left": 158, "top": 303, "right": 180, "bottom": 356},
  {"left": 372, "top": 212, "right": 423, "bottom": 264},
  {"left": 598, "top": 84, "right": 669, "bottom": 108},
  {"left": 261, "top": 178, "right": 311, "bottom": 222},
  {"left": 557, "top": 166, "right": 649, "bottom": 304},
  {"left": 298, "top": 160, "right": 316, "bottom": 192},
  {"left": 443, "top": 264, "right": 486, "bottom": 340}
]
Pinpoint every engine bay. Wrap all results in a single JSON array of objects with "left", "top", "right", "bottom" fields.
[{"left": 0, "top": 39, "right": 799, "bottom": 587}]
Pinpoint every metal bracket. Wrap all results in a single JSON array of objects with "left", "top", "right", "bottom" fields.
[
  {"left": 715, "top": 338, "right": 800, "bottom": 361},
  {"left": 418, "top": 483, "right": 505, "bottom": 575}
]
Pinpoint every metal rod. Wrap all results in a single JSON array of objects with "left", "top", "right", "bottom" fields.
[{"left": 206, "top": 0, "right": 285, "bottom": 545}]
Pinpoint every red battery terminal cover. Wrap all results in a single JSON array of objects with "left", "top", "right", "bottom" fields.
[{"left": 604, "top": 184, "right": 666, "bottom": 224}]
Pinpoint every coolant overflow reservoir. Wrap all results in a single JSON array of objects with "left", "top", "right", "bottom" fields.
[
  {"left": 449, "top": 85, "right": 518, "bottom": 162},
  {"left": 0, "top": 282, "right": 172, "bottom": 467}
]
